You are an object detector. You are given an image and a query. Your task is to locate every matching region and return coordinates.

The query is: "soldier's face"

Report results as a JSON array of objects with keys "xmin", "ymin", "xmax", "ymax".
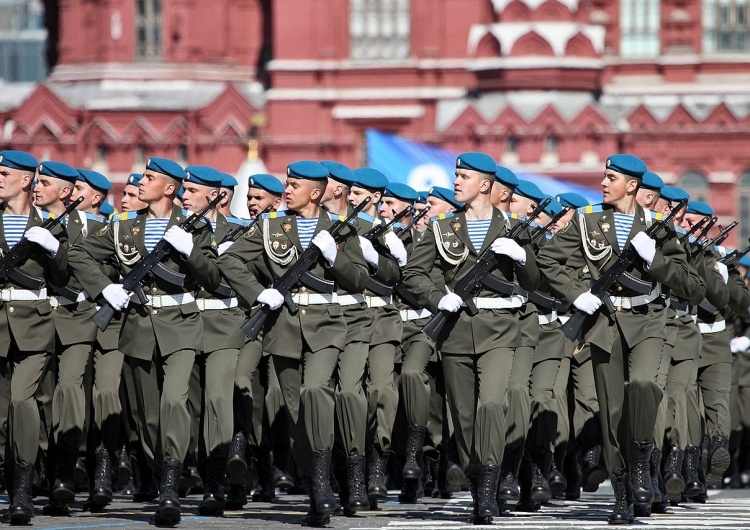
[
  {"xmin": 509, "ymin": 194, "xmax": 534, "ymax": 217},
  {"xmin": 247, "ymin": 188, "xmax": 281, "ymax": 219},
  {"xmin": 379, "ymin": 197, "xmax": 411, "ymax": 221},
  {"xmin": 322, "ymin": 180, "xmax": 345, "ymax": 203},
  {"xmin": 681, "ymin": 213, "xmax": 705, "ymax": 232},
  {"xmin": 33, "ymin": 176, "xmax": 70, "ymax": 208},
  {"xmin": 72, "ymin": 181, "xmax": 102, "ymax": 211},
  {"xmin": 490, "ymin": 183, "xmax": 511, "ymax": 206},
  {"xmin": 426, "ymin": 197, "xmax": 452, "ymax": 216},
  {"xmin": 284, "ymin": 178, "xmax": 319, "ymax": 210},
  {"xmin": 453, "ymin": 169, "xmax": 488, "ymax": 204},
  {"xmin": 138, "ymin": 170, "xmax": 175, "ymax": 203},
  {"xmin": 348, "ymin": 186, "xmax": 380, "ymax": 209},
  {"xmin": 414, "ymin": 203, "xmax": 430, "ymax": 232},
  {"xmin": 181, "ymin": 183, "xmax": 216, "ymax": 213},
  {"xmin": 558, "ymin": 207, "xmax": 575, "ymax": 228},
  {"xmin": 0, "ymin": 166, "xmax": 32, "ymax": 200},
  {"xmin": 121, "ymin": 185, "xmax": 147, "ymax": 212},
  {"xmin": 601, "ymin": 170, "xmax": 636, "ymax": 205}
]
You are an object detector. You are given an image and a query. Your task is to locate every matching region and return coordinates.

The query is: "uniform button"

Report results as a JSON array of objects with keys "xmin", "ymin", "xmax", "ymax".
[
  {"xmin": 301, "ymin": 287, "xmax": 307, "ymax": 292},
  {"xmin": 152, "ymin": 287, "xmax": 157, "ymax": 293},
  {"xmin": 617, "ymin": 285, "xmax": 623, "ymax": 292},
  {"xmin": 200, "ymin": 286, "xmax": 205, "ymax": 292},
  {"xmin": 301, "ymin": 309, "xmax": 307, "ymax": 316},
  {"xmin": 152, "ymin": 309, "xmax": 158, "ymax": 315},
  {"xmin": 8, "ymin": 307, "xmax": 13, "ymax": 313}
]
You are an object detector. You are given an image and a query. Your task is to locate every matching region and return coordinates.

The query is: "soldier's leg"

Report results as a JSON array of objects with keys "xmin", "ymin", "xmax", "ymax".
[
  {"xmin": 9, "ymin": 351, "xmax": 49, "ymax": 465},
  {"xmin": 475, "ymin": 348, "xmax": 514, "ymax": 467},
  {"xmin": 233, "ymin": 340, "xmax": 263, "ymax": 449},
  {"xmin": 367, "ymin": 343, "xmax": 399, "ymax": 454},
  {"xmin": 203, "ymin": 349, "xmax": 239, "ymax": 456},
  {"xmin": 590, "ymin": 339, "xmax": 628, "ymax": 475},
  {"xmin": 126, "ymin": 356, "xmax": 160, "ymax": 473},
  {"xmin": 266, "ymin": 356, "xmax": 293, "ymax": 489},
  {"xmin": 335, "ymin": 341, "xmax": 369, "ymax": 457},
  {"xmin": 158, "ymin": 349, "xmax": 197, "ymax": 463},
  {"xmin": 698, "ymin": 358, "xmax": 732, "ymax": 485}
]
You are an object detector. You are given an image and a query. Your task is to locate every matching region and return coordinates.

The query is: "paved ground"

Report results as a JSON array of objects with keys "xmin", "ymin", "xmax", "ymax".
[{"xmin": 12, "ymin": 482, "xmax": 750, "ymax": 529}]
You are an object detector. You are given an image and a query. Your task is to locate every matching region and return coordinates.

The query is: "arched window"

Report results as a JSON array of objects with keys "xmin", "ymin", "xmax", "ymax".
[
  {"xmin": 680, "ymin": 170, "xmax": 709, "ymax": 203},
  {"xmin": 738, "ymin": 171, "xmax": 750, "ymax": 244},
  {"xmin": 350, "ymin": 0, "xmax": 410, "ymax": 60},
  {"xmin": 135, "ymin": 0, "xmax": 162, "ymax": 60}
]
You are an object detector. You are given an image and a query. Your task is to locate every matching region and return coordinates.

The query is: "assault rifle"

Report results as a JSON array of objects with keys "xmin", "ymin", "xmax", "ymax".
[
  {"xmin": 395, "ymin": 205, "xmax": 431, "ymax": 239},
  {"xmin": 240, "ymin": 197, "xmax": 371, "ymax": 341},
  {"xmin": 530, "ymin": 207, "xmax": 571, "ymax": 245},
  {"xmin": 560, "ymin": 198, "xmax": 688, "ymax": 343},
  {"xmin": 219, "ymin": 207, "xmax": 270, "ymax": 245},
  {"xmin": 689, "ymin": 216, "xmax": 718, "ymax": 251},
  {"xmin": 362, "ymin": 206, "xmax": 412, "ymax": 241},
  {"xmin": 679, "ymin": 216, "xmax": 708, "ymax": 245},
  {"xmin": 91, "ymin": 192, "xmax": 226, "ymax": 331},
  {"xmin": 720, "ymin": 238, "xmax": 750, "ymax": 268},
  {"xmin": 702, "ymin": 220, "xmax": 738, "ymax": 253},
  {"xmin": 421, "ymin": 198, "xmax": 551, "ymax": 342}
]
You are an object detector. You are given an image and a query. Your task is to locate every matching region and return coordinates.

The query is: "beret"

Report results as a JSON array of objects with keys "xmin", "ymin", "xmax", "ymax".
[
  {"xmin": 514, "ymin": 179, "xmax": 546, "ymax": 203},
  {"xmin": 456, "ymin": 152, "xmax": 496, "ymax": 175},
  {"xmin": 641, "ymin": 171, "xmax": 664, "ymax": 191},
  {"xmin": 221, "ymin": 172, "xmax": 238, "ymax": 189},
  {"xmin": 542, "ymin": 196, "xmax": 563, "ymax": 217},
  {"xmin": 495, "ymin": 165, "xmax": 519, "ymax": 189},
  {"xmin": 739, "ymin": 254, "xmax": 750, "ymax": 268},
  {"xmin": 76, "ymin": 169, "xmax": 112, "ymax": 191},
  {"xmin": 38, "ymin": 161, "xmax": 79, "ymax": 184},
  {"xmin": 429, "ymin": 186, "xmax": 464, "ymax": 210},
  {"xmin": 352, "ymin": 168, "xmax": 389, "ymax": 191},
  {"xmin": 287, "ymin": 160, "xmax": 329, "ymax": 180},
  {"xmin": 0, "ymin": 150, "xmax": 38, "ymax": 171},
  {"xmin": 146, "ymin": 157, "xmax": 186, "ymax": 181},
  {"xmin": 249, "ymin": 174, "xmax": 285, "ymax": 196},
  {"xmin": 686, "ymin": 200, "xmax": 714, "ymax": 216},
  {"xmin": 176, "ymin": 187, "xmax": 184, "ymax": 202},
  {"xmin": 606, "ymin": 154, "xmax": 647, "ymax": 178},
  {"xmin": 384, "ymin": 182, "xmax": 418, "ymax": 203},
  {"xmin": 320, "ymin": 160, "xmax": 355, "ymax": 186},
  {"xmin": 126, "ymin": 173, "xmax": 143, "ymax": 187},
  {"xmin": 660, "ymin": 185, "xmax": 690, "ymax": 202},
  {"xmin": 416, "ymin": 191, "xmax": 429, "ymax": 204},
  {"xmin": 99, "ymin": 201, "xmax": 114, "ymax": 217},
  {"xmin": 556, "ymin": 192, "xmax": 589, "ymax": 208},
  {"xmin": 184, "ymin": 165, "xmax": 224, "ymax": 187}
]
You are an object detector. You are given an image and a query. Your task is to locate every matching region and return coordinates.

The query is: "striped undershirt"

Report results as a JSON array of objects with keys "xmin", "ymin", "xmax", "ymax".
[
  {"xmin": 297, "ymin": 218, "xmax": 318, "ymax": 250},
  {"xmin": 466, "ymin": 219, "xmax": 492, "ymax": 252},
  {"xmin": 4, "ymin": 215, "xmax": 27, "ymax": 247},
  {"xmin": 144, "ymin": 218, "xmax": 170, "ymax": 253},
  {"xmin": 613, "ymin": 213, "xmax": 634, "ymax": 251}
]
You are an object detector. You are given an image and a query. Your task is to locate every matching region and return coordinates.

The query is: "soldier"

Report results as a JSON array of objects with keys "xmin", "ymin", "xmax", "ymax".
[
  {"xmin": 0, "ymin": 151, "xmax": 70, "ymax": 525},
  {"xmin": 217, "ymin": 161, "xmax": 368, "ymax": 526},
  {"xmin": 537, "ymin": 154, "xmax": 693, "ymax": 524},
  {"xmin": 68, "ymin": 157, "xmax": 219, "ymax": 525},
  {"xmin": 121, "ymin": 173, "xmax": 148, "ymax": 212},
  {"xmin": 403, "ymin": 152, "xmax": 540, "ymax": 524}
]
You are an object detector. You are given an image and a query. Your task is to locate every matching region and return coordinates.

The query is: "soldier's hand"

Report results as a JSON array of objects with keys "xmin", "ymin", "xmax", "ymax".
[
  {"xmin": 573, "ymin": 290, "xmax": 602, "ymax": 315},
  {"xmin": 384, "ymin": 231, "xmax": 408, "ymax": 267},
  {"xmin": 716, "ymin": 262, "xmax": 729, "ymax": 284},
  {"xmin": 24, "ymin": 226, "xmax": 59, "ymax": 255},
  {"xmin": 102, "ymin": 284, "xmax": 130, "ymax": 311},
  {"xmin": 311, "ymin": 230, "xmax": 337, "ymax": 266},
  {"xmin": 438, "ymin": 292, "xmax": 462, "ymax": 313},
  {"xmin": 631, "ymin": 232, "xmax": 656, "ymax": 267},
  {"xmin": 217, "ymin": 241, "xmax": 233, "ymax": 256},
  {"xmin": 359, "ymin": 236, "xmax": 380, "ymax": 268},
  {"xmin": 163, "ymin": 226, "xmax": 194, "ymax": 257},
  {"xmin": 257, "ymin": 288, "xmax": 284, "ymax": 310},
  {"xmin": 731, "ymin": 336, "xmax": 750, "ymax": 353},
  {"xmin": 491, "ymin": 237, "xmax": 526, "ymax": 265}
]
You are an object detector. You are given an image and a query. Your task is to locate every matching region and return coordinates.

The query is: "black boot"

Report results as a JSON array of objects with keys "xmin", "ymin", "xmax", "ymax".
[
  {"xmin": 91, "ymin": 448, "xmax": 114, "ymax": 508},
  {"xmin": 367, "ymin": 446, "xmax": 389, "ymax": 507},
  {"xmin": 608, "ymin": 471, "xmax": 633, "ymax": 525},
  {"xmin": 402, "ymin": 425, "xmax": 425, "ymax": 479},
  {"xmin": 706, "ymin": 435, "xmax": 730, "ymax": 487},
  {"xmin": 683, "ymin": 445, "xmax": 704, "ymax": 497},
  {"xmin": 116, "ymin": 445, "xmax": 133, "ymax": 491},
  {"xmin": 398, "ymin": 478, "xmax": 422, "ymax": 503},
  {"xmin": 476, "ymin": 464, "xmax": 500, "ymax": 518},
  {"xmin": 435, "ymin": 449, "xmax": 452, "ymax": 499},
  {"xmin": 631, "ymin": 440, "xmax": 654, "ymax": 506},
  {"xmin": 52, "ymin": 443, "xmax": 78, "ymax": 504},
  {"xmin": 564, "ymin": 448, "xmax": 582, "ymax": 500},
  {"xmin": 548, "ymin": 446, "xmax": 568, "ymax": 498},
  {"xmin": 150, "ymin": 458, "xmax": 182, "ymax": 526},
  {"xmin": 197, "ymin": 449, "xmax": 227, "ymax": 516},
  {"xmin": 497, "ymin": 443, "xmax": 522, "ymax": 502},
  {"xmin": 133, "ymin": 451, "xmax": 158, "ymax": 503},
  {"xmin": 311, "ymin": 449, "xmax": 337, "ymax": 515},
  {"xmin": 530, "ymin": 452, "xmax": 552, "ymax": 502},
  {"xmin": 6, "ymin": 462, "xmax": 35, "ymax": 525},
  {"xmin": 581, "ymin": 444, "xmax": 607, "ymax": 492},
  {"xmin": 516, "ymin": 458, "xmax": 540, "ymax": 512},
  {"xmin": 251, "ymin": 451, "xmax": 276, "ymax": 502},
  {"xmin": 423, "ymin": 454, "xmax": 437, "ymax": 497},
  {"xmin": 226, "ymin": 431, "xmax": 248, "ymax": 484},
  {"xmin": 301, "ymin": 479, "xmax": 331, "ymax": 527},
  {"xmin": 467, "ymin": 469, "xmax": 491, "ymax": 524},
  {"xmin": 347, "ymin": 455, "xmax": 368, "ymax": 510},
  {"xmin": 649, "ymin": 446, "xmax": 667, "ymax": 514},
  {"xmin": 225, "ymin": 484, "xmax": 247, "ymax": 510},
  {"xmin": 663, "ymin": 445, "xmax": 685, "ymax": 501}
]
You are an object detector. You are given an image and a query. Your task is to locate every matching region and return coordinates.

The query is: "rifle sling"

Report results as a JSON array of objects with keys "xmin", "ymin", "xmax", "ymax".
[
  {"xmin": 367, "ymin": 277, "xmax": 393, "ymax": 297},
  {"xmin": 6, "ymin": 267, "xmax": 43, "ymax": 290}
]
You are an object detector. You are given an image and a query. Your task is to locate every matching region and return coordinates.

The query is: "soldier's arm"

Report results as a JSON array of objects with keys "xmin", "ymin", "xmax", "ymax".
[
  {"xmin": 45, "ymin": 222, "xmax": 70, "ymax": 288},
  {"xmin": 371, "ymin": 239, "xmax": 401, "ymax": 286},
  {"xmin": 513, "ymin": 225, "xmax": 541, "ymax": 292},
  {"xmin": 181, "ymin": 223, "xmax": 221, "ymax": 291},
  {"xmin": 697, "ymin": 253, "xmax": 731, "ymax": 309},
  {"xmin": 68, "ymin": 224, "xmax": 119, "ymax": 299},
  {"xmin": 727, "ymin": 267, "xmax": 750, "ymax": 314},
  {"xmin": 537, "ymin": 217, "xmax": 589, "ymax": 305},
  {"xmin": 216, "ymin": 229, "xmax": 267, "ymax": 306},
  {"xmin": 402, "ymin": 225, "xmax": 444, "ymax": 314},
  {"xmin": 329, "ymin": 231, "xmax": 369, "ymax": 293},
  {"xmin": 642, "ymin": 230, "xmax": 691, "ymax": 296},
  {"xmin": 670, "ymin": 260, "xmax": 706, "ymax": 306}
]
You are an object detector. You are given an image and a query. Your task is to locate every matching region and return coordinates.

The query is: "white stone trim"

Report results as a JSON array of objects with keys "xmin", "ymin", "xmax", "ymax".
[
  {"xmin": 331, "ymin": 105, "xmax": 424, "ymax": 120},
  {"xmin": 468, "ymin": 22, "xmax": 605, "ymax": 57},
  {"xmin": 265, "ymin": 87, "xmax": 466, "ymax": 101}
]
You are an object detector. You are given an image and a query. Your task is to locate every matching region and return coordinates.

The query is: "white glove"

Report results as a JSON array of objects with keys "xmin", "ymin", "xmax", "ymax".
[
  {"xmin": 163, "ymin": 226, "xmax": 194, "ymax": 257},
  {"xmin": 102, "ymin": 283, "xmax": 130, "ymax": 311},
  {"xmin": 438, "ymin": 292, "xmax": 462, "ymax": 313},
  {"xmin": 490, "ymin": 237, "xmax": 526, "ymax": 265},
  {"xmin": 731, "ymin": 336, "xmax": 750, "ymax": 353},
  {"xmin": 359, "ymin": 236, "xmax": 380, "ymax": 269},
  {"xmin": 573, "ymin": 290, "xmax": 603, "ymax": 315},
  {"xmin": 384, "ymin": 231, "xmax": 408, "ymax": 267},
  {"xmin": 311, "ymin": 230, "xmax": 337, "ymax": 266},
  {"xmin": 716, "ymin": 262, "xmax": 729, "ymax": 284},
  {"xmin": 24, "ymin": 226, "xmax": 59, "ymax": 255},
  {"xmin": 217, "ymin": 241, "xmax": 233, "ymax": 256},
  {"xmin": 256, "ymin": 288, "xmax": 284, "ymax": 310},
  {"xmin": 631, "ymin": 232, "xmax": 656, "ymax": 267}
]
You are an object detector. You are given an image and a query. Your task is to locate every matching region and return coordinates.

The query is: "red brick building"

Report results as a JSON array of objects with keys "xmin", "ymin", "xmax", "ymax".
[{"xmin": 3, "ymin": 0, "xmax": 750, "ymax": 243}]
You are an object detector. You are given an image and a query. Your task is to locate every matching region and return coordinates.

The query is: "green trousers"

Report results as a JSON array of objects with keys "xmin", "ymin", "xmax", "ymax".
[{"xmin": 9, "ymin": 350, "xmax": 50, "ymax": 463}]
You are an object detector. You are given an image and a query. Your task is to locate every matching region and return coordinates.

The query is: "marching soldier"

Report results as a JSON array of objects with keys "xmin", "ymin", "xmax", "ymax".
[{"xmin": 121, "ymin": 173, "xmax": 147, "ymax": 212}]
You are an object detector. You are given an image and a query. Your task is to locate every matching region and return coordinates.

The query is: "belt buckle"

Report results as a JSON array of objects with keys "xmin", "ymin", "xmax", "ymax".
[
  {"xmin": 621, "ymin": 297, "xmax": 632, "ymax": 310},
  {"xmin": 152, "ymin": 296, "xmax": 162, "ymax": 309},
  {"xmin": 195, "ymin": 299, "xmax": 205, "ymax": 312},
  {"xmin": 298, "ymin": 293, "xmax": 309, "ymax": 306}
]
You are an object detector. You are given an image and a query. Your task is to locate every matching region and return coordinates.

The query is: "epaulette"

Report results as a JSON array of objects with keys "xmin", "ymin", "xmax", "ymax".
[
  {"xmin": 356, "ymin": 211, "xmax": 376, "ymax": 224},
  {"xmin": 429, "ymin": 212, "xmax": 456, "ymax": 222},
  {"xmin": 85, "ymin": 212, "xmax": 106, "ymax": 223},
  {"xmin": 225, "ymin": 216, "xmax": 249, "ymax": 226},
  {"xmin": 262, "ymin": 210, "xmax": 290, "ymax": 220},
  {"xmin": 577, "ymin": 204, "xmax": 605, "ymax": 215}
]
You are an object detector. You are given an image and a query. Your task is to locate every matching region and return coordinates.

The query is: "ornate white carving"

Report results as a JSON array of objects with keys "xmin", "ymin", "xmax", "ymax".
[{"xmin": 468, "ymin": 22, "xmax": 605, "ymax": 57}]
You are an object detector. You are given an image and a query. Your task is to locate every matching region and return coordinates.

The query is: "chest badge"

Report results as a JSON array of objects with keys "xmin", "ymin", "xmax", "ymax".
[
  {"xmin": 283, "ymin": 224, "xmax": 292, "ymax": 233},
  {"xmin": 601, "ymin": 223, "xmax": 610, "ymax": 233}
]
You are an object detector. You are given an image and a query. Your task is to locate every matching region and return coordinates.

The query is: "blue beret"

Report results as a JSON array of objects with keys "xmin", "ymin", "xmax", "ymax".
[
  {"xmin": 221, "ymin": 173, "xmax": 237, "ymax": 189},
  {"xmin": 249, "ymin": 174, "xmax": 284, "ymax": 196},
  {"xmin": 126, "ymin": 173, "xmax": 143, "ymax": 188},
  {"xmin": 429, "ymin": 186, "xmax": 463, "ymax": 209},
  {"xmin": 416, "ymin": 191, "xmax": 429, "ymax": 204},
  {"xmin": 99, "ymin": 201, "xmax": 114, "ymax": 217},
  {"xmin": 384, "ymin": 182, "xmax": 418, "ymax": 203},
  {"xmin": 287, "ymin": 161, "xmax": 329, "ymax": 180},
  {"xmin": 495, "ymin": 165, "xmax": 519, "ymax": 189},
  {"xmin": 556, "ymin": 192, "xmax": 589, "ymax": 208},
  {"xmin": 320, "ymin": 160, "xmax": 355, "ymax": 186},
  {"xmin": 660, "ymin": 185, "xmax": 690, "ymax": 202},
  {"xmin": 176, "ymin": 187, "xmax": 184, "ymax": 202},
  {"xmin": 542, "ymin": 196, "xmax": 563, "ymax": 217},
  {"xmin": 686, "ymin": 200, "xmax": 714, "ymax": 216},
  {"xmin": 514, "ymin": 180, "xmax": 546, "ymax": 203},
  {"xmin": 352, "ymin": 168, "xmax": 389, "ymax": 191},
  {"xmin": 38, "ymin": 161, "xmax": 79, "ymax": 184},
  {"xmin": 146, "ymin": 157, "xmax": 186, "ymax": 181},
  {"xmin": 76, "ymin": 169, "xmax": 112, "ymax": 192},
  {"xmin": 606, "ymin": 154, "xmax": 647, "ymax": 178},
  {"xmin": 0, "ymin": 150, "xmax": 38, "ymax": 172},
  {"xmin": 456, "ymin": 152, "xmax": 496, "ymax": 175},
  {"xmin": 641, "ymin": 171, "xmax": 664, "ymax": 191},
  {"xmin": 739, "ymin": 254, "xmax": 750, "ymax": 268},
  {"xmin": 184, "ymin": 165, "xmax": 223, "ymax": 188}
]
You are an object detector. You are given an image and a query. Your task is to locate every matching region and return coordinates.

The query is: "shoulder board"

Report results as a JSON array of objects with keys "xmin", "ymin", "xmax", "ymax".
[
  {"xmin": 225, "ymin": 216, "xmax": 249, "ymax": 226},
  {"xmin": 85, "ymin": 212, "xmax": 106, "ymax": 223},
  {"xmin": 356, "ymin": 211, "xmax": 376, "ymax": 224},
  {"xmin": 429, "ymin": 212, "xmax": 456, "ymax": 222},
  {"xmin": 262, "ymin": 210, "xmax": 290, "ymax": 220},
  {"xmin": 509, "ymin": 213, "xmax": 528, "ymax": 222},
  {"xmin": 577, "ymin": 204, "xmax": 605, "ymax": 215}
]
